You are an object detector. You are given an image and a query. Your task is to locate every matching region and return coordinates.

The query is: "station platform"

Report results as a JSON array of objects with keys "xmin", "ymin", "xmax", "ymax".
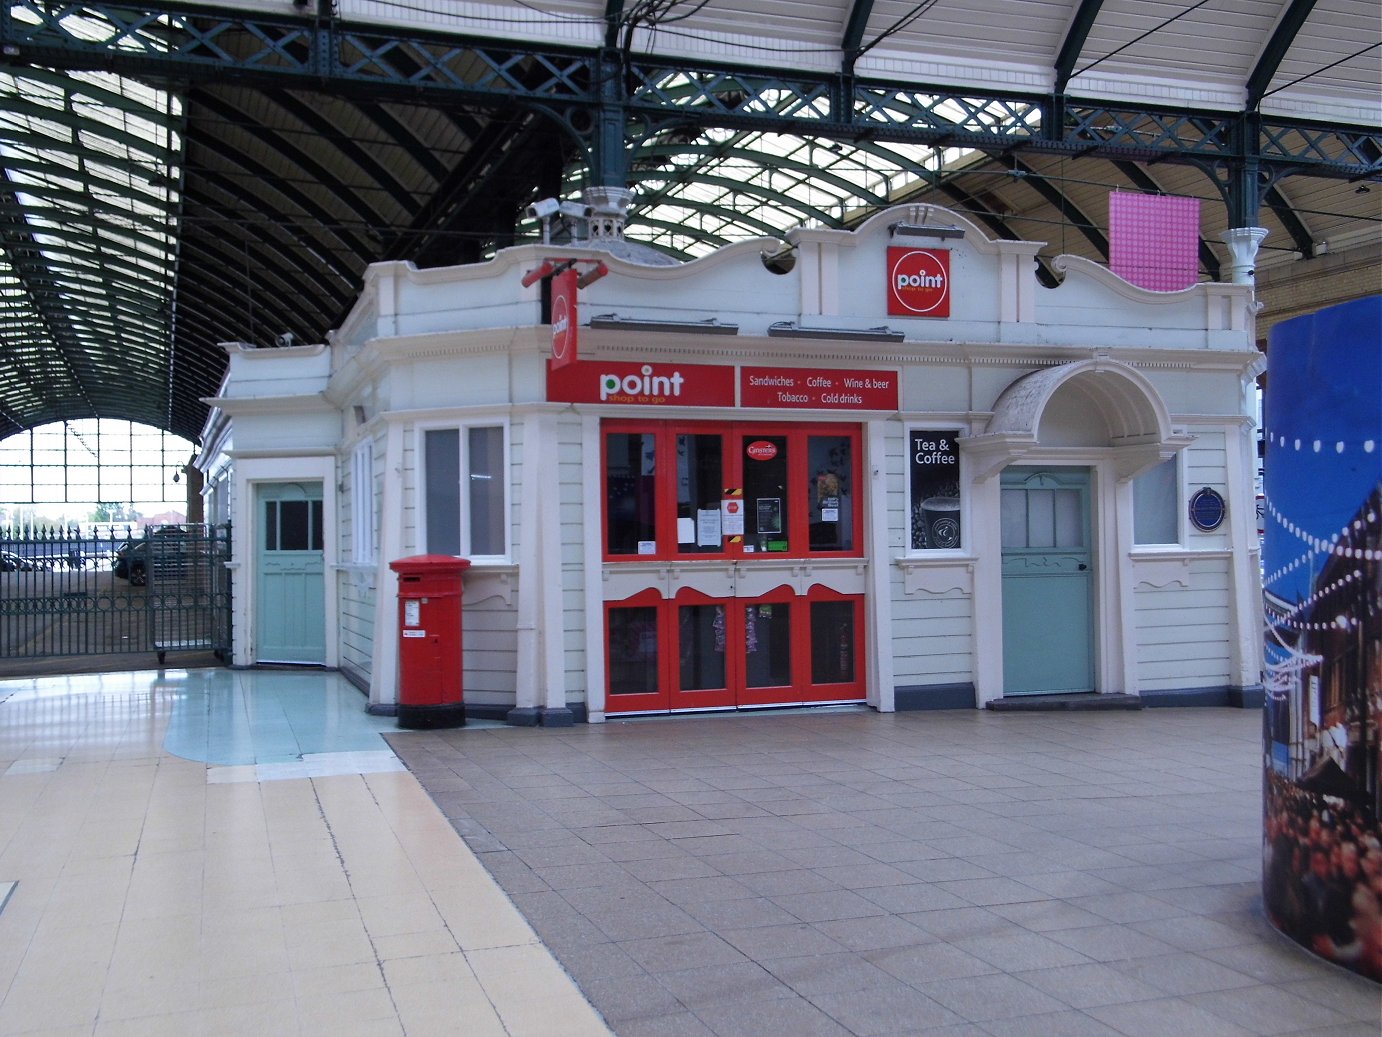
[{"xmin": 0, "ymin": 667, "xmax": 1375, "ymax": 1036}]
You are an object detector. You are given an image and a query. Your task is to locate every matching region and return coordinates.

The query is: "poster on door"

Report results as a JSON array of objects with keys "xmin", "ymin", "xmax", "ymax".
[{"xmin": 910, "ymin": 430, "xmax": 961, "ymax": 550}]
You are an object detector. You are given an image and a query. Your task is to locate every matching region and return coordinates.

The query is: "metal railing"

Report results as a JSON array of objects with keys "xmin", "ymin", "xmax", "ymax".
[{"xmin": 0, "ymin": 524, "xmax": 231, "ymax": 662}]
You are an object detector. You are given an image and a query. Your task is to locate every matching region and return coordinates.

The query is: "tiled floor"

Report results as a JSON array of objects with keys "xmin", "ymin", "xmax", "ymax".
[
  {"xmin": 387, "ymin": 706, "xmax": 1382, "ymax": 1037},
  {"xmin": 1, "ymin": 669, "xmax": 1377, "ymax": 1037},
  {"xmin": 0, "ymin": 668, "xmax": 610, "ymax": 1037}
]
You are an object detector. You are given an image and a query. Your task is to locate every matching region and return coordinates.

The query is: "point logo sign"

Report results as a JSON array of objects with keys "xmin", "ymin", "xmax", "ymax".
[
  {"xmin": 550, "ymin": 268, "xmax": 578, "ymax": 369},
  {"xmin": 887, "ymin": 246, "xmax": 951, "ymax": 318},
  {"xmin": 599, "ymin": 365, "xmax": 686, "ymax": 402}
]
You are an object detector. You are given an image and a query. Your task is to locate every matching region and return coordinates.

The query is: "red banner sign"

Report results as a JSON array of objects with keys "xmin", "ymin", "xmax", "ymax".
[
  {"xmin": 887, "ymin": 246, "xmax": 951, "ymax": 318},
  {"xmin": 740, "ymin": 367, "xmax": 899, "ymax": 411},
  {"xmin": 550, "ymin": 267, "xmax": 578, "ymax": 369},
  {"xmin": 547, "ymin": 359, "xmax": 736, "ymax": 407}
]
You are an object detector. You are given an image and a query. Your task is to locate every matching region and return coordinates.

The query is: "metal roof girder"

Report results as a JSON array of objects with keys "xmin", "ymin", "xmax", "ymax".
[{"xmin": 4, "ymin": 3, "xmax": 1378, "ymax": 179}]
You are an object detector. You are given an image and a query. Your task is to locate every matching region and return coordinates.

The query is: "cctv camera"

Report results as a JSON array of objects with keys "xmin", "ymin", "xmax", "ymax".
[
  {"xmin": 558, "ymin": 201, "xmax": 593, "ymax": 219},
  {"xmin": 526, "ymin": 198, "xmax": 560, "ymax": 220}
]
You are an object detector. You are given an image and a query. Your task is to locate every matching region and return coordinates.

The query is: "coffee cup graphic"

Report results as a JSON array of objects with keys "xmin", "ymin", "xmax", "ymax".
[{"xmin": 921, "ymin": 496, "xmax": 960, "ymax": 548}]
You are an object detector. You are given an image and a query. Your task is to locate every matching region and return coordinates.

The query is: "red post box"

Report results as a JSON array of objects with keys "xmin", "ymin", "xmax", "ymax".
[{"xmin": 389, "ymin": 554, "xmax": 471, "ymax": 729}]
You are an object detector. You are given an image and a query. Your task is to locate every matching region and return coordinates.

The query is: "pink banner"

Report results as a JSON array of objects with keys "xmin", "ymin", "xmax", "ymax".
[{"xmin": 1109, "ymin": 191, "xmax": 1200, "ymax": 291}]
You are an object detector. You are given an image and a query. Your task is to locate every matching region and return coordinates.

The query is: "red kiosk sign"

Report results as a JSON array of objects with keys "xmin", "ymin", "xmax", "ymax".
[
  {"xmin": 550, "ymin": 268, "xmax": 578, "ymax": 369},
  {"xmin": 740, "ymin": 367, "xmax": 898, "ymax": 411},
  {"xmin": 887, "ymin": 246, "xmax": 951, "ymax": 318},
  {"xmin": 547, "ymin": 359, "xmax": 736, "ymax": 407}
]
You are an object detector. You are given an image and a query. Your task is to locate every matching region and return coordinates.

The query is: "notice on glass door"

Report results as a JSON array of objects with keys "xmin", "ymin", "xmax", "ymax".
[
  {"xmin": 696, "ymin": 508, "xmax": 722, "ymax": 546},
  {"xmin": 756, "ymin": 497, "xmax": 782, "ymax": 534},
  {"xmin": 721, "ymin": 497, "xmax": 745, "ymax": 536}
]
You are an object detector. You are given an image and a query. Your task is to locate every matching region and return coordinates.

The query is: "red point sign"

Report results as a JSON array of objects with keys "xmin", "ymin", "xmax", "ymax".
[
  {"xmin": 887, "ymin": 246, "xmax": 950, "ymax": 318},
  {"xmin": 551, "ymin": 268, "xmax": 578, "ymax": 369}
]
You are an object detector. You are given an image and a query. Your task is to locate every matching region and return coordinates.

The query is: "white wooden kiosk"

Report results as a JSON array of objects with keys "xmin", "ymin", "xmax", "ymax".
[{"xmin": 197, "ymin": 204, "xmax": 1264, "ymax": 725}]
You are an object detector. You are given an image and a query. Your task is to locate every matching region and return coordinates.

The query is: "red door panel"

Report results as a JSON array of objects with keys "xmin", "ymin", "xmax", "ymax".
[{"xmin": 669, "ymin": 589, "xmax": 735, "ymax": 711}]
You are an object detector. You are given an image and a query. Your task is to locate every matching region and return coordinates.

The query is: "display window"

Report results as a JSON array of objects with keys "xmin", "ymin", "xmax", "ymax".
[
  {"xmin": 603, "ymin": 585, "xmax": 865, "ymax": 713},
  {"xmin": 602, "ymin": 421, "xmax": 862, "ymax": 561}
]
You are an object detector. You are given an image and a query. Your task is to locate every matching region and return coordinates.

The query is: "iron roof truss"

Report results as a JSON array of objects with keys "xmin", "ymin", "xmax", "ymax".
[
  {"xmin": 0, "ymin": 0, "xmax": 1377, "ymax": 444},
  {"xmin": 3, "ymin": 2, "xmax": 1375, "ymax": 184}
]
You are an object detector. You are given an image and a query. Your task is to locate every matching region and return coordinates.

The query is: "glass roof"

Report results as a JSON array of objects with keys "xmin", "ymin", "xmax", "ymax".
[
  {"xmin": 0, "ymin": 1, "xmax": 1374, "ymax": 449},
  {"xmin": 0, "ymin": 63, "xmax": 180, "ymax": 438}
]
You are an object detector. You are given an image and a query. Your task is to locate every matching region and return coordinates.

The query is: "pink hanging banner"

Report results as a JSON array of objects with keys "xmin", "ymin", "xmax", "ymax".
[{"xmin": 1108, "ymin": 191, "xmax": 1200, "ymax": 291}]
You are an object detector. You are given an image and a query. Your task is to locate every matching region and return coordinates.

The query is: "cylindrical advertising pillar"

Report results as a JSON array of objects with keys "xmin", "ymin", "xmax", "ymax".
[{"xmin": 1262, "ymin": 296, "xmax": 1381, "ymax": 980}]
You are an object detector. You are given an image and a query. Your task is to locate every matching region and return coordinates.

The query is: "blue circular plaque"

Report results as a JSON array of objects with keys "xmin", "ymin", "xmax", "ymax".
[{"xmin": 1188, "ymin": 487, "xmax": 1227, "ymax": 532}]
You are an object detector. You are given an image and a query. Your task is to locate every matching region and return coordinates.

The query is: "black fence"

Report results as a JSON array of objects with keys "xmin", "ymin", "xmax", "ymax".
[{"xmin": 0, "ymin": 524, "xmax": 231, "ymax": 662}]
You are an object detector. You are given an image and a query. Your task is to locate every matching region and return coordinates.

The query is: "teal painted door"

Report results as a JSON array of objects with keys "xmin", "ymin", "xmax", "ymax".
[
  {"xmin": 1000, "ymin": 467, "xmax": 1093, "ymax": 695},
  {"xmin": 256, "ymin": 482, "xmax": 326, "ymax": 664}
]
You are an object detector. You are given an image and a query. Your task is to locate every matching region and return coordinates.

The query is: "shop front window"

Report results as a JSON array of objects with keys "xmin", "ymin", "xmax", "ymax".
[
  {"xmin": 743, "ymin": 435, "xmax": 789, "ymax": 553},
  {"xmin": 810, "ymin": 599, "xmax": 856, "ymax": 685},
  {"xmin": 605, "ymin": 431, "xmax": 658, "ymax": 556},
  {"xmin": 602, "ymin": 421, "xmax": 862, "ymax": 562},
  {"xmin": 676, "ymin": 433, "xmax": 723, "ymax": 555},
  {"xmin": 608, "ymin": 606, "xmax": 659, "ymax": 696},
  {"xmin": 743, "ymin": 601, "xmax": 792, "ymax": 689},
  {"xmin": 607, "ymin": 587, "xmax": 865, "ymax": 713},
  {"xmin": 807, "ymin": 435, "xmax": 854, "ymax": 552},
  {"xmin": 678, "ymin": 603, "xmax": 726, "ymax": 691}
]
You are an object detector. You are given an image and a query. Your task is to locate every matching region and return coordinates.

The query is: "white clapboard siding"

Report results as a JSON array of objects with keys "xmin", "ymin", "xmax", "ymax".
[
  {"xmin": 890, "ymin": 586, "xmax": 975, "ymax": 685},
  {"xmin": 463, "ymin": 599, "xmax": 519, "ymax": 696},
  {"xmin": 1133, "ymin": 557, "xmax": 1233, "ymax": 689},
  {"xmin": 338, "ymin": 428, "xmax": 384, "ymax": 680},
  {"xmin": 555, "ymin": 415, "xmax": 588, "ymax": 695}
]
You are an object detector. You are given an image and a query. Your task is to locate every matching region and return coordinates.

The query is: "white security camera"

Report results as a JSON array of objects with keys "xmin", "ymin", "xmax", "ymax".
[
  {"xmin": 526, "ymin": 198, "xmax": 560, "ymax": 220},
  {"xmin": 558, "ymin": 201, "xmax": 593, "ymax": 219}
]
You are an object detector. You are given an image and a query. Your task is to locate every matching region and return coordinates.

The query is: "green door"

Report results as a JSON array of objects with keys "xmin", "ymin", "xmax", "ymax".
[
  {"xmin": 1000, "ymin": 467, "xmax": 1093, "ymax": 695},
  {"xmin": 256, "ymin": 482, "xmax": 326, "ymax": 664}
]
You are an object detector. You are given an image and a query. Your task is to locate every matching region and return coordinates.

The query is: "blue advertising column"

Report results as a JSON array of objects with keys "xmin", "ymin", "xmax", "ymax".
[{"xmin": 1262, "ymin": 296, "xmax": 1381, "ymax": 980}]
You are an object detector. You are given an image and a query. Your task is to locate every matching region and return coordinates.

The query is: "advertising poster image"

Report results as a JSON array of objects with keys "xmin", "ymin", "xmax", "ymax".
[
  {"xmin": 910, "ymin": 431, "xmax": 961, "ymax": 550},
  {"xmin": 1261, "ymin": 296, "xmax": 1382, "ymax": 981}
]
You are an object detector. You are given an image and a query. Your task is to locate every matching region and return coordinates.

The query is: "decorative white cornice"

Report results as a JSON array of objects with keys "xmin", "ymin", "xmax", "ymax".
[
  {"xmin": 218, "ymin": 340, "xmax": 327, "ymax": 358},
  {"xmin": 200, "ymin": 393, "xmax": 335, "ymax": 417},
  {"xmin": 788, "ymin": 203, "xmax": 1041, "ymax": 258}
]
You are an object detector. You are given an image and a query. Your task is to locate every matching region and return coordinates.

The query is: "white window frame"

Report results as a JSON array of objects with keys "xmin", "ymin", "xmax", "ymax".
[
  {"xmin": 351, "ymin": 439, "xmax": 376, "ymax": 565},
  {"xmin": 1132, "ymin": 454, "xmax": 1182, "ymax": 547},
  {"xmin": 417, "ymin": 420, "xmax": 510, "ymax": 563}
]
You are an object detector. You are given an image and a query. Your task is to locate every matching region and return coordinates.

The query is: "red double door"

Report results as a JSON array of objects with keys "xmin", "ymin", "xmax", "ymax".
[
  {"xmin": 605, "ymin": 585, "xmax": 865, "ymax": 714},
  {"xmin": 601, "ymin": 418, "xmax": 867, "ymax": 714}
]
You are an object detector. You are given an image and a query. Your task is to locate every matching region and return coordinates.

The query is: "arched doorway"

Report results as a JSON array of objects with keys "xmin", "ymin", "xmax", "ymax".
[{"xmin": 964, "ymin": 358, "xmax": 1193, "ymax": 702}]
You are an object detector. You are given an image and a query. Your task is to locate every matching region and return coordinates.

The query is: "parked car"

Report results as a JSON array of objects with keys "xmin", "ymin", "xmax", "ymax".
[
  {"xmin": 112, "ymin": 540, "xmax": 148, "ymax": 585},
  {"xmin": 112, "ymin": 527, "xmax": 192, "ymax": 586},
  {"xmin": 0, "ymin": 550, "xmax": 41, "ymax": 572}
]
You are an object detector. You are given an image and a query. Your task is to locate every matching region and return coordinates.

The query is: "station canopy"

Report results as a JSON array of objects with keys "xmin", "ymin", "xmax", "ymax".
[{"xmin": 0, "ymin": 0, "xmax": 1377, "ymax": 445}]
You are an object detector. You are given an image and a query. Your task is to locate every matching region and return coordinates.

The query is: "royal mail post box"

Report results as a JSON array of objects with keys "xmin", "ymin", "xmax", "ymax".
[{"xmin": 389, "ymin": 554, "xmax": 471, "ymax": 729}]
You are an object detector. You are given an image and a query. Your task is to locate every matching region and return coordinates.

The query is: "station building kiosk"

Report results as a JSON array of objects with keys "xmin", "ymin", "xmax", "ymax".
[{"xmin": 198, "ymin": 204, "xmax": 1265, "ymax": 724}]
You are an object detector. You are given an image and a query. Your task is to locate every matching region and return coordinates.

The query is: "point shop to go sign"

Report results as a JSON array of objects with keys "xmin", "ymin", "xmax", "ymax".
[
  {"xmin": 887, "ymin": 246, "xmax": 950, "ymax": 318},
  {"xmin": 547, "ymin": 360, "xmax": 898, "ymax": 411},
  {"xmin": 547, "ymin": 359, "xmax": 735, "ymax": 407}
]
